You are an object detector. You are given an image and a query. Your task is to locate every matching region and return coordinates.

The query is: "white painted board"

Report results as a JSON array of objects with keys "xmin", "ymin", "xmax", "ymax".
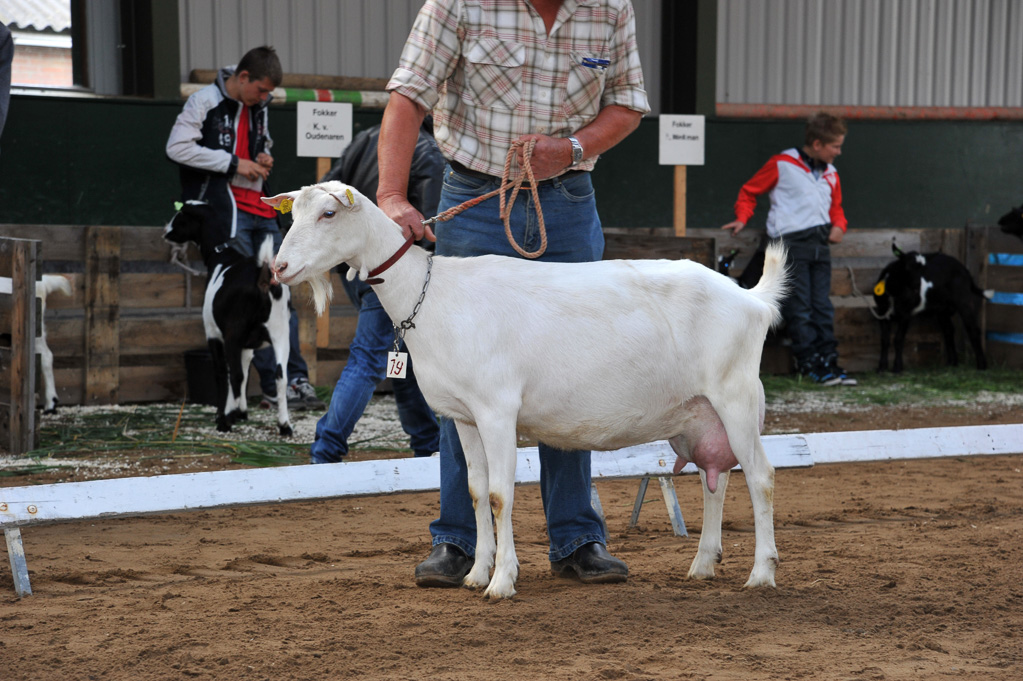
[
  {"xmin": 0, "ymin": 435, "xmax": 810, "ymax": 528},
  {"xmin": 296, "ymin": 101, "xmax": 353, "ymax": 158}
]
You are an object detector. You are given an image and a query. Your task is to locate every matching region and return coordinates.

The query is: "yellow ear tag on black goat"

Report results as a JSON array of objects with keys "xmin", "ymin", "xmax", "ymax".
[
  {"xmin": 278, "ymin": 197, "xmax": 293, "ymax": 214},
  {"xmin": 874, "ymin": 281, "xmax": 886, "ymax": 296}
]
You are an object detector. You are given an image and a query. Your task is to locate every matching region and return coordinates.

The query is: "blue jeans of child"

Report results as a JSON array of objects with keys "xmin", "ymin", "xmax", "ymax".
[
  {"xmin": 429, "ymin": 164, "xmax": 607, "ymax": 562},
  {"xmin": 310, "ymin": 275, "xmax": 439, "ymax": 463},
  {"xmin": 233, "ymin": 211, "xmax": 309, "ymax": 395},
  {"xmin": 774, "ymin": 225, "xmax": 837, "ymax": 367}
]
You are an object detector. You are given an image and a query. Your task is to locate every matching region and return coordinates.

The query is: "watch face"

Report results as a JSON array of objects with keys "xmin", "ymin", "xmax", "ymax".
[{"xmin": 571, "ymin": 138, "xmax": 583, "ymax": 163}]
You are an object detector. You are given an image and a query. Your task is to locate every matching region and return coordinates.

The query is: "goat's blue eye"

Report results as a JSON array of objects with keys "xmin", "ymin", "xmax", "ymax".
[{"xmin": 323, "ymin": 210, "xmax": 336, "ymax": 218}]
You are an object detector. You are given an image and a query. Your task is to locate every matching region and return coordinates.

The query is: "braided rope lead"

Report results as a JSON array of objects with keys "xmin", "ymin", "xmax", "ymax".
[{"xmin": 426, "ymin": 139, "xmax": 548, "ymax": 259}]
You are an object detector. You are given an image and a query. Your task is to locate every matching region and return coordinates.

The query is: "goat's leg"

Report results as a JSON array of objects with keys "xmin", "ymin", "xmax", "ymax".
[
  {"xmin": 456, "ymin": 421, "xmax": 495, "ymax": 591},
  {"xmin": 937, "ymin": 314, "xmax": 959, "ymax": 366},
  {"xmin": 716, "ymin": 400, "xmax": 778, "ymax": 588},
  {"xmin": 224, "ymin": 344, "xmax": 249, "ymax": 428},
  {"xmin": 474, "ymin": 419, "xmax": 520, "ymax": 600},
  {"xmin": 39, "ymin": 331, "xmax": 59, "ymax": 413},
  {"xmin": 877, "ymin": 319, "xmax": 891, "ymax": 372},
  {"xmin": 234, "ymin": 348, "xmax": 253, "ymax": 422},
  {"xmin": 267, "ymin": 331, "xmax": 292, "ymax": 438},
  {"xmin": 265, "ymin": 292, "xmax": 293, "ymax": 436},
  {"xmin": 892, "ymin": 319, "xmax": 911, "ymax": 373},
  {"xmin": 208, "ymin": 339, "xmax": 232, "ymax": 432},
  {"xmin": 668, "ymin": 434, "xmax": 728, "ymax": 579}
]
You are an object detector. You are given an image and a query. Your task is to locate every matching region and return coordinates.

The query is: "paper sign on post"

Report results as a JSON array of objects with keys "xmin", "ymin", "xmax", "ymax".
[
  {"xmin": 659, "ymin": 115, "xmax": 705, "ymax": 166},
  {"xmin": 296, "ymin": 101, "xmax": 353, "ymax": 158}
]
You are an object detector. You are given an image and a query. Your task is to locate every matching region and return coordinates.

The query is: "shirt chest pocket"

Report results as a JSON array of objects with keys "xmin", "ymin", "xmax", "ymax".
[{"xmin": 465, "ymin": 39, "xmax": 524, "ymax": 111}]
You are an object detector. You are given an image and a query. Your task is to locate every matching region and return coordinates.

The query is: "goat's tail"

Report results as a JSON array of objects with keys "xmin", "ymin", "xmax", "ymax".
[
  {"xmin": 39, "ymin": 274, "xmax": 73, "ymax": 300},
  {"xmin": 748, "ymin": 242, "xmax": 789, "ymax": 328}
]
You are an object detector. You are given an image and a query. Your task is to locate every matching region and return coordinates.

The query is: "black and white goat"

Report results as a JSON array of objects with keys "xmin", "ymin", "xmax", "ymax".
[
  {"xmin": 872, "ymin": 243, "xmax": 992, "ymax": 373},
  {"xmin": 164, "ymin": 200, "xmax": 292, "ymax": 435}
]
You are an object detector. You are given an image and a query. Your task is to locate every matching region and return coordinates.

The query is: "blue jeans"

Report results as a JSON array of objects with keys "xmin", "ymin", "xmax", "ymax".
[
  {"xmin": 774, "ymin": 226, "xmax": 838, "ymax": 367},
  {"xmin": 233, "ymin": 211, "xmax": 309, "ymax": 394},
  {"xmin": 310, "ymin": 275, "xmax": 440, "ymax": 463},
  {"xmin": 429, "ymin": 164, "xmax": 607, "ymax": 562}
]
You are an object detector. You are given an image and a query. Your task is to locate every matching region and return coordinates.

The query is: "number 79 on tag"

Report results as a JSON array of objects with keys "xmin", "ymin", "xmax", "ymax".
[{"xmin": 387, "ymin": 351, "xmax": 408, "ymax": 379}]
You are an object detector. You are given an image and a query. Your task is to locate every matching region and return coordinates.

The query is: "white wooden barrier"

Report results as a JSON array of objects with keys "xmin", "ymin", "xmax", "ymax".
[
  {"xmin": 3, "ymin": 424, "xmax": 1021, "ymax": 598},
  {"xmin": 1, "ymin": 435, "xmax": 812, "ymax": 597}
]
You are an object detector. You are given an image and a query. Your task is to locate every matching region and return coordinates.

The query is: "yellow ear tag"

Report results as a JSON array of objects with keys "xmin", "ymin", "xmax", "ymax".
[
  {"xmin": 278, "ymin": 197, "xmax": 293, "ymax": 214},
  {"xmin": 345, "ymin": 188, "xmax": 354, "ymax": 206},
  {"xmin": 874, "ymin": 281, "xmax": 886, "ymax": 296}
]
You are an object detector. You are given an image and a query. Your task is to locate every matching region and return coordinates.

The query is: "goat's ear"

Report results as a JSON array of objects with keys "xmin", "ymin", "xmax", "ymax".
[
  {"xmin": 329, "ymin": 188, "xmax": 357, "ymax": 209},
  {"xmin": 891, "ymin": 242, "xmax": 904, "ymax": 258},
  {"xmin": 262, "ymin": 191, "xmax": 301, "ymax": 213}
]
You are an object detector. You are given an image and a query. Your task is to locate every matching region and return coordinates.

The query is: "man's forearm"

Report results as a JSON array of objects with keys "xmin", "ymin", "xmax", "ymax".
[
  {"xmin": 377, "ymin": 92, "xmax": 428, "ymax": 204},
  {"xmin": 571, "ymin": 105, "xmax": 643, "ymax": 162}
]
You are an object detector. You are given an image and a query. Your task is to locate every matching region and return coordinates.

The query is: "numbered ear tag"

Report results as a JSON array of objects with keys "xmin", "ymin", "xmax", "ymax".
[{"xmin": 387, "ymin": 352, "xmax": 408, "ymax": 379}]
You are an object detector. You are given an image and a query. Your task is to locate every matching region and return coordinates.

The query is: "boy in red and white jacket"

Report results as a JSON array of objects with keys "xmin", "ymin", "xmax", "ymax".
[{"xmin": 722, "ymin": 112, "xmax": 855, "ymax": 385}]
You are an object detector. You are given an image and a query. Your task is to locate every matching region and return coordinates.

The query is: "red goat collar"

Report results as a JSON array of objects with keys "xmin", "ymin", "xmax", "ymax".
[{"xmin": 366, "ymin": 235, "xmax": 415, "ymax": 285}]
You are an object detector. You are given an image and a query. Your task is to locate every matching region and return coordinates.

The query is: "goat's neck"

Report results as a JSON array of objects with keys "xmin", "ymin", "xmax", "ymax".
[{"xmin": 355, "ymin": 228, "xmax": 432, "ymax": 323}]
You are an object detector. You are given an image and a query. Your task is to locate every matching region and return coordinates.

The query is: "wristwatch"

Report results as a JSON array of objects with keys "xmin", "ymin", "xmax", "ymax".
[{"xmin": 568, "ymin": 136, "xmax": 584, "ymax": 166}]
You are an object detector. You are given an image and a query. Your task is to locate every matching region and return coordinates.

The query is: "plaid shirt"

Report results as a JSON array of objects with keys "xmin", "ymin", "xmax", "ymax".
[{"xmin": 387, "ymin": 0, "xmax": 650, "ymax": 177}]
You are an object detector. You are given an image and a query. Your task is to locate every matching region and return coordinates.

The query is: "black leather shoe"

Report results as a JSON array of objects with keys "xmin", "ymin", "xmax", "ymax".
[
  {"xmin": 551, "ymin": 542, "xmax": 628, "ymax": 584},
  {"xmin": 414, "ymin": 543, "xmax": 474, "ymax": 588}
]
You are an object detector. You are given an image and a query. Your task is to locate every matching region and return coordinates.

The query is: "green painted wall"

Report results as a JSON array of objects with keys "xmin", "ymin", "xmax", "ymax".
[{"xmin": 1, "ymin": 95, "xmax": 1020, "ymax": 230}]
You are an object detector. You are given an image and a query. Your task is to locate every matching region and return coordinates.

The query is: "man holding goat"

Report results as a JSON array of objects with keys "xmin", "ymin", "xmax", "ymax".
[{"xmin": 376, "ymin": 0, "xmax": 650, "ymax": 587}]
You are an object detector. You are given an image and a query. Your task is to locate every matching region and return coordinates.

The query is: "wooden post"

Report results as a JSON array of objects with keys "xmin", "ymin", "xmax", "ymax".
[
  {"xmin": 10, "ymin": 240, "xmax": 38, "ymax": 455},
  {"xmin": 85, "ymin": 226, "xmax": 120, "ymax": 405},
  {"xmin": 673, "ymin": 165, "xmax": 687, "ymax": 236}
]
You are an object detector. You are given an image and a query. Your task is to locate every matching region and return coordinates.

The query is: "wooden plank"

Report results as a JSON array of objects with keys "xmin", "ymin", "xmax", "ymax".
[
  {"xmin": 119, "ymin": 273, "xmax": 206, "ymax": 309},
  {"xmin": 84, "ymin": 227, "xmax": 120, "ymax": 405},
  {"xmin": 987, "ymin": 265, "xmax": 1023, "ymax": 291},
  {"xmin": 673, "ymin": 166, "xmax": 686, "ymax": 236},
  {"xmin": 603, "ymin": 234, "xmax": 715, "ymax": 267},
  {"xmin": 985, "ymin": 306, "xmax": 1023, "ymax": 334},
  {"xmin": 986, "ymin": 340, "xmax": 1023, "ymax": 369},
  {"xmin": 0, "ymin": 225, "xmax": 86, "ymax": 261},
  {"xmin": 9, "ymin": 240, "xmax": 38, "ymax": 455},
  {"xmin": 118, "ymin": 316, "xmax": 205, "ymax": 355}
]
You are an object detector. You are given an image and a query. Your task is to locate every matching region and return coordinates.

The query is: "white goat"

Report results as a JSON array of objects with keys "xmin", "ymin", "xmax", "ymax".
[
  {"xmin": 38, "ymin": 274, "xmax": 72, "ymax": 413},
  {"xmin": 267, "ymin": 182, "xmax": 788, "ymax": 599}
]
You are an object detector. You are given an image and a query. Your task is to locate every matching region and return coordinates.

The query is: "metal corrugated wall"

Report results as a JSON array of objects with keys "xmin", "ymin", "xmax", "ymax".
[
  {"xmin": 717, "ymin": 0, "xmax": 1023, "ymax": 107},
  {"xmin": 178, "ymin": 0, "xmax": 423, "ymax": 80},
  {"xmin": 177, "ymin": 0, "xmax": 662, "ymax": 112}
]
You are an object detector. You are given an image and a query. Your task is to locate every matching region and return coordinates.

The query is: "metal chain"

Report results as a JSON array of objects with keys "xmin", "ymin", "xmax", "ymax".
[{"xmin": 392, "ymin": 254, "xmax": 433, "ymax": 352}]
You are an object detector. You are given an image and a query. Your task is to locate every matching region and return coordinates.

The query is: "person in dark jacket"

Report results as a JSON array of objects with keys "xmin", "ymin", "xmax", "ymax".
[
  {"xmin": 309, "ymin": 120, "xmax": 442, "ymax": 463},
  {"xmin": 166, "ymin": 45, "xmax": 324, "ymax": 411}
]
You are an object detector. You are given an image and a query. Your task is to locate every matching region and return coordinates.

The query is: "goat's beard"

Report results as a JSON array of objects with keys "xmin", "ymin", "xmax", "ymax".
[{"xmin": 305, "ymin": 272, "xmax": 334, "ymax": 316}]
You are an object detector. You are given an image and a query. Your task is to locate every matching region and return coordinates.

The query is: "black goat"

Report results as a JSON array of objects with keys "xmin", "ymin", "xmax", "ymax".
[
  {"xmin": 164, "ymin": 201, "xmax": 293, "ymax": 435},
  {"xmin": 997, "ymin": 204, "xmax": 1023, "ymax": 241},
  {"xmin": 871, "ymin": 243, "xmax": 991, "ymax": 373}
]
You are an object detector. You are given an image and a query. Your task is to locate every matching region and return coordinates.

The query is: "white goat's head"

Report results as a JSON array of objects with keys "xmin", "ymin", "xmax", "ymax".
[{"xmin": 263, "ymin": 181, "xmax": 383, "ymax": 314}]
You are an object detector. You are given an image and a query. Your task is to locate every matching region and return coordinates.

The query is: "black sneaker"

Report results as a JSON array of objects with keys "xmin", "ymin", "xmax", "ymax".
[
  {"xmin": 801, "ymin": 357, "xmax": 841, "ymax": 386},
  {"xmin": 826, "ymin": 360, "xmax": 857, "ymax": 386}
]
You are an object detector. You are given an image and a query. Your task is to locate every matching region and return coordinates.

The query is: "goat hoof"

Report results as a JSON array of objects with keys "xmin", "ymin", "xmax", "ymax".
[
  {"xmin": 216, "ymin": 420, "xmax": 232, "ymax": 433},
  {"xmin": 279, "ymin": 424, "xmax": 293, "ymax": 437},
  {"xmin": 228, "ymin": 409, "xmax": 248, "ymax": 424}
]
